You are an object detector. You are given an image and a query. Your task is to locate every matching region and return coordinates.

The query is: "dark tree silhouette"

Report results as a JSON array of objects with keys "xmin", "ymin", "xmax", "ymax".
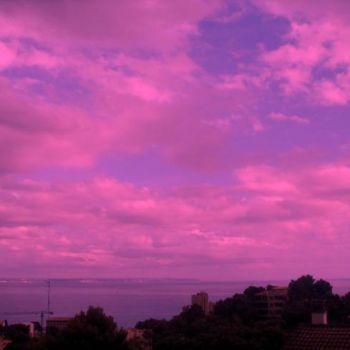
[
  {"xmin": 29, "ymin": 306, "xmax": 128, "ymax": 350},
  {"xmin": 5, "ymin": 275, "xmax": 350, "ymax": 350}
]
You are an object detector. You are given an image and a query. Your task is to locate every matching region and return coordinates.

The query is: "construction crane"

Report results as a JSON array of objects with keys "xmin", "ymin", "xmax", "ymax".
[
  {"xmin": 1, "ymin": 311, "xmax": 53, "ymax": 332},
  {"xmin": 0, "ymin": 280, "xmax": 53, "ymax": 331}
]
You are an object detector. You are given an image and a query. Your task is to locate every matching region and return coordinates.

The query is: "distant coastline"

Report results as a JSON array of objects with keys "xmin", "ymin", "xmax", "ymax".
[{"xmin": 1, "ymin": 278, "xmax": 350, "ymax": 328}]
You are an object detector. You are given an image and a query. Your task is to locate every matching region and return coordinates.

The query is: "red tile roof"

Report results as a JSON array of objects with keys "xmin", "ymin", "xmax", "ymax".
[{"xmin": 284, "ymin": 325, "xmax": 350, "ymax": 350}]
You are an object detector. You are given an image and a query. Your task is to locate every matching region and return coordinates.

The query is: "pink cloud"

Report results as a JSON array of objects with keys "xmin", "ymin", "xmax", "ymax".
[
  {"xmin": 73, "ymin": 52, "xmax": 251, "ymax": 170},
  {"xmin": 0, "ymin": 0, "xmax": 223, "ymax": 51},
  {"xmin": 251, "ymin": 119, "xmax": 265, "ymax": 132},
  {"xmin": 235, "ymin": 165, "xmax": 298, "ymax": 194},
  {"xmin": 1, "ymin": 0, "xmax": 349, "ymax": 281},
  {"xmin": 0, "ymin": 47, "xmax": 244, "ymax": 174},
  {"xmin": 256, "ymin": 2, "xmax": 350, "ymax": 104},
  {"xmin": 218, "ymin": 73, "xmax": 267, "ymax": 91},
  {"xmin": 269, "ymin": 112, "xmax": 310, "ymax": 124},
  {"xmin": 0, "ymin": 77, "xmax": 109, "ymax": 173},
  {"xmin": 1, "ymin": 158, "xmax": 350, "ymax": 279},
  {"xmin": 0, "ymin": 0, "xmax": 260, "ymax": 176},
  {"xmin": 254, "ymin": 0, "xmax": 350, "ymax": 23},
  {"xmin": 0, "ymin": 42, "xmax": 17, "ymax": 69},
  {"xmin": 314, "ymin": 73, "xmax": 350, "ymax": 105},
  {"xmin": 0, "ymin": 40, "xmax": 62, "ymax": 71}
]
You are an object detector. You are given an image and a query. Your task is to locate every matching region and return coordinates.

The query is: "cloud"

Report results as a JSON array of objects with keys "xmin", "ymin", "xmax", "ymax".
[
  {"xmin": 0, "ymin": 0, "xmax": 253, "ymax": 175},
  {"xmin": 1, "ymin": 0, "xmax": 350, "ymax": 280},
  {"xmin": 0, "ymin": 0, "xmax": 223, "ymax": 51},
  {"xmin": 269, "ymin": 112, "xmax": 309, "ymax": 124},
  {"xmin": 1, "ymin": 158, "xmax": 350, "ymax": 278},
  {"xmin": 0, "ymin": 48, "xmax": 244, "ymax": 174},
  {"xmin": 0, "ymin": 42, "xmax": 17, "ymax": 69},
  {"xmin": 0, "ymin": 77, "xmax": 108, "ymax": 174},
  {"xmin": 255, "ymin": 0, "xmax": 350, "ymax": 104},
  {"xmin": 253, "ymin": 0, "xmax": 350, "ymax": 22}
]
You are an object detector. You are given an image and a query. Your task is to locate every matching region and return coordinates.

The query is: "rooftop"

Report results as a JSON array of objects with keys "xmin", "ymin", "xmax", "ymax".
[
  {"xmin": 47, "ymin": 317, "xmax": 72, "ymax": 321},
  {"xmin": 0, "ymin": 337, "xmax": 11, "ymax": 350},
  {"xmin": 284, "ymin": 325, "xmax": 350, "ymax": 350}
]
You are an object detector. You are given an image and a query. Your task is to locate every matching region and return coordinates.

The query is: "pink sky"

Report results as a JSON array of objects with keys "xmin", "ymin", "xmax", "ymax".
[{"xmin": 1, "ymin": 0, "xmax": 350, "ymax": 280}]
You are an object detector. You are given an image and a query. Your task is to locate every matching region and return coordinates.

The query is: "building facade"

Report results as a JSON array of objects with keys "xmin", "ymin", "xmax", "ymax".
[
  {"xmin": 191, "ymin": 291, "xmax": 215, "ymax": 315},
  {"xmin": 46, "ymin": 317, "xmax": 73, "ymax": 331},
  {"xmin": 254, "ymin": 286, "xmax": 288, "ymax": 318}
]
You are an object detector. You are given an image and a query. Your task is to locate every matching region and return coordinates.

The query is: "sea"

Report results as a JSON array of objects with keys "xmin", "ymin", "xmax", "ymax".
[{"xmin": 1, "ymin": 278, "xmax": 350, "ymax": 328}]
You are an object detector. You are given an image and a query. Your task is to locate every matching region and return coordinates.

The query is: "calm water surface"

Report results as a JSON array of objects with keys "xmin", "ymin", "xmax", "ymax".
[{"xmin": 1, "ymin": 279, "xmax": 349, "ymax": 328}]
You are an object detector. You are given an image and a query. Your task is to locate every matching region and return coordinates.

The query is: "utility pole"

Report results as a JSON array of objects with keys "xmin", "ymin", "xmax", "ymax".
[
  {"xmin": 40, "ymin": 311, "xmax": 44, "ymax": 333},
  {"xmin": 0, "ymin": 280, "xmax": 53, "ymax": 334},
  {"xmin": 47, "ymin": 280, "xmax": 51, "ymax": 315}
]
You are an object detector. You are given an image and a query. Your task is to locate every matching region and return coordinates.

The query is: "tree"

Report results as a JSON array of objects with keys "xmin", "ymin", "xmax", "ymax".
[
  {"xmin": 178, "ymin": 305, "xmax": 205, "ymax": 324},
  {"xmin": 313, "ymin": 279, "xmax": 332, "ymax": 300},
  {"xmin": 342, "ymin": 292, "xmax": 350, "ymax": 316},
  {"xmin": 3, "ymin": 324, "xmax": 31, "ymax": 350},
  {"xmin": 327, "ymin": 294, "xmax": 347, "ymax": 323},
  {"xmin": 288, "ymin": 275, "xmax": 315, "ymax": 302},
  {"xmin": 243, "ymin": 286, "xmax": 264, "ymax": 300},
  {"xmin": 30, "ymin": 306, "xmax": 128, "ymax": 350},
  {"xmin": 214, "ymin": 293, "xmax": 259, "ymax": 324},
  {"xmin": 284, "ymin": 275, "xmax": 335, "ymax": 327},
  {"xmin": 288, "ymin": 275, "xmax": 332, "ymax": 303}
]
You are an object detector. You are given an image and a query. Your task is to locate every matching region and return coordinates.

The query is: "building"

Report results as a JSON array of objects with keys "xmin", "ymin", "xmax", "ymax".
[
  {"xmin": 0, "ymin": 337, "xmax": 11, "ymax": 350},
  {"xmin": 254, "ymin": 285, "xmax": 288, "ymax": 318},
  {"xmin": 127, "ymin": 328, "xmax": 146, "ymax": 341},
  {"xmin": 126, "ymin": 328, "xmax": 151, "ymax": 350},
  {"xmin": 191, "ymin": 291, "xmax": 215, "ymax": 315},
  {"xmin": 24, "ymin": 322, "xmax": 42, "ymax": 337},
  {"xmin": 312, "ymin": 310, "xmax": 328, "ymax": 325},
  {"xmin": 46, "ymin": 317, "xmax": 73, "ymax": 331},
  {"xmin": 0, "ymin": 321, "xmax": 41, "ymax": 338}
]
